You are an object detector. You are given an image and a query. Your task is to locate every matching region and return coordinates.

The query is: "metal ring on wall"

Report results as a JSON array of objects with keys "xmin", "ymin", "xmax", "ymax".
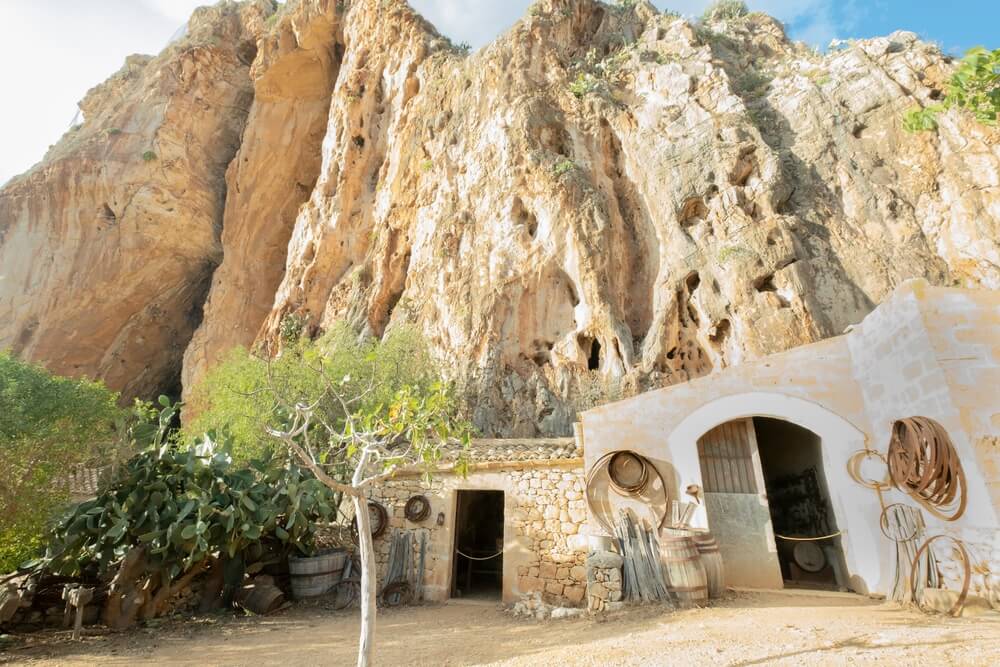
[{"xmin": 404, "ymin": 495, "xmax": 431, "ymax": 522}]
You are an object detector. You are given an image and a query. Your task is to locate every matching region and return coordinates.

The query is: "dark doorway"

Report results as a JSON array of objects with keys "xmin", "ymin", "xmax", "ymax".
[
  {"xmin": 452, "ymin": 490, "xmax": 504, "ymax": 600},
  {"xmin": 753, "ymin": 417, "xmax": 848, "ymax": 591}
]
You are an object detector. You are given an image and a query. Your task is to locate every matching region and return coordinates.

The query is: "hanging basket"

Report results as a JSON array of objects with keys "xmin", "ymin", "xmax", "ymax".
[{"xmin": 404, "ymin": 495, "xmax": 431, "ymax": 522}]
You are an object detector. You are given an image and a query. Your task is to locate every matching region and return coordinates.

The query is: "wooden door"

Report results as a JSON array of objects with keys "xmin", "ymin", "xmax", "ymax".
[{"xmin": 697, "ymin": 419, "xmax": 783, "ymax": 589}]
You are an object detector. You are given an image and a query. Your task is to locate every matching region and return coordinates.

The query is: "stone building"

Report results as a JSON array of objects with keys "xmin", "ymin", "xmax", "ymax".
[
  {"xmin": 580, "ymin": 281, "xmax": 1000, "ymax": 600},
  {"xmin": 367, "ymin": 280, "xmax": 998, "ymax": 607},
  {"xmin": 365, "ymin": 438, "xmax": 590, "ymax": 606}
]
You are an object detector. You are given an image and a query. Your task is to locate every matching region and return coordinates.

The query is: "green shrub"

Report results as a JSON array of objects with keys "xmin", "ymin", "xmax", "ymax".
[
  {"xmin": 904, "ymin": 46, "xmax": 999, "ymax": 131},
  {"xmin": 717, "ymin": 244, "xmax": 751, "ymax": 264},
  {"xmin": 279, "ymin": 312, "xmax": 305, "ymax": 343},
  {"xmin": 702, "ymin": 0, "xmax": 749, "ymax": 22},
  {"xmin": 184, "ymin": 324, "xmax": 438, "ymax": 462},
  {"xmin": 0, "ymin": 352, "xmax": 123, "ymax": 572},
  {"xmin": 946, "ymin": 47, "xmax": 999, "ymax": 125},
  {"xmin": 903, "ymin": 106, "xmax": 941, "ymax": 132},
  {"xmin": 552, "ymin": 159, "xmax": 576, "ymax": 177},
  {"xmin": 142, "ymin": 150, "xmax": 157, "ymax": 162},
  {"xmin": 43, "ymin": 422, "xmax": 334, "ymax": 580},
  {"xmin": 733, "ymin": 69, "xmax": 773, "ymax": 97},
  {"xmin": 569, "ymin": 72, "xmax": 599, "ymax": 98}
]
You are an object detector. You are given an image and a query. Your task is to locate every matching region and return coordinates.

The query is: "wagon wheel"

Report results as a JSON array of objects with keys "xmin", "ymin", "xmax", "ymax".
[
  {"xmin": 404, "ymin": 495, "xmax": 431, "ymax": 522},
  {"xmin": 350, "ymin": 501, "xmax": 389, "ymax": 543},
  {"xmin": 379, "ymin": 581, "xmax": 413, "ymax": 608},
  {"xmin": 331, "ymin": 575, "xmax": 361, "ymax": 610}
]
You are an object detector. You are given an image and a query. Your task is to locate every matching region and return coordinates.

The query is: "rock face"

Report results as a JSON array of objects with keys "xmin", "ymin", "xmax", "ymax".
[
  {"xmin": 2, "ymin": 0, "xmax": 998, "ymax": 433},
  {"xmin": 0, "ymin": 2, "xmax": 268, "ymax": 399}
]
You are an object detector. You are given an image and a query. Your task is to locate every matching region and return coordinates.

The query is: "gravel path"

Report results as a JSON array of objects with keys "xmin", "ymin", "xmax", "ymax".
[{"xmin": 3, "ymin": 590, "xmax": 998, "ymax": 666}]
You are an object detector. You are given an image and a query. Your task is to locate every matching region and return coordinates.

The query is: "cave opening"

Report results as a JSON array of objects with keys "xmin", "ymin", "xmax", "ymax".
[{"xmin": 588, "ymin": 339, "xmax": 602, "ymax": 370}]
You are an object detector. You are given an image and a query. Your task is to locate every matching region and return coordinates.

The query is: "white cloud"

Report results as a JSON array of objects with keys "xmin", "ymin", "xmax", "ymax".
[
  {"xmin": 409, "ymin": 0, "xmax": 529, "ymax": 49},
  {"xmin": 140, "ymin": 0, "xmax": 207, "ymax": 23}
]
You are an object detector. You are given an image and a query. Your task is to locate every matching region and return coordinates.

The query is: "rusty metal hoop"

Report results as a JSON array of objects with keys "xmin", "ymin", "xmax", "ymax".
[
  {"xmin": 350, "ymin": 500, "xmax": 389, "ymax": 543},
  {"xmin": 585, "ymin": 450, "xmax": 668, "ymax": 534},
  {"xmin": 909, "ymin": 535, "xmax": 971, "ymax": 617},
  {"xmin": 847, "ymin": 449, "xmax": 892, "ymax": 491},
  {"xmin": 379, "ymin": 581, "xmax": 413, "ymax": 607},
  {"xmin": 888, "ymin": 417, "xmax": 967, "ymax": 521},
  {"xmin": 404, "ymin": 495, "xmax": 431, "ymax": 523},
  {"xmin": 607, "ymin": 450, "xmax": 649, "ymax": 495}
]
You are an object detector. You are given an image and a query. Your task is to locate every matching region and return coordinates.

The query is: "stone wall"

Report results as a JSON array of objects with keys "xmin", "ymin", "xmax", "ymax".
[
  {"xmin": 363, "ymin": 462, "xmax": 589, "ymax": 606},
  {"xmin": 586, "ymin": 551, "xmax": 623, "ymax": 613}
]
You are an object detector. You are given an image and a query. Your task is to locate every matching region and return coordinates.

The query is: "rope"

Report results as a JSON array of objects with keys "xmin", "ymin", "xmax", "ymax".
[
  {"xmin": 888, "ymin": 417, "xmax": 967, "ymax": 521},
  {"xmin": 455, "ymin": 548, "xmax": 503, "ymax": 561},
  {"xmin": 774, "ymin": 531, "xmax": 843, "ymax": 541}
]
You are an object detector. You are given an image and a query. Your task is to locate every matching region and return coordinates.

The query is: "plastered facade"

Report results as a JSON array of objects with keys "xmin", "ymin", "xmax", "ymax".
[{"xmin": 580, "ymin": 281, "xmax": 1000, "ymax": 598}]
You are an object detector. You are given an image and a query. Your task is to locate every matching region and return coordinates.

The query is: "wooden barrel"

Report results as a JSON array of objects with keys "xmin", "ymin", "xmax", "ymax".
[
  {"xmin": 659, "ymin": 535, "xmax": 708, "ymax": 607},
  {"xmin": 240, "ymin": 584, "xmax": 285, "ymax": 615},
  {"xmin": 692, "ymin": 532, "xmax": 725, "ymax": 599},
  {"xmin": 289, "ymin": 549, "xmax": 347, "ymax": 599}
]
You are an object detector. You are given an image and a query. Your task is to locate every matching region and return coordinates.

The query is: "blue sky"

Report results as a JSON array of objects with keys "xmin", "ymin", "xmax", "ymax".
[
  {"xmin": 0, "ymin": 1, "xmax": 995, "ymax": 185},
  {"xmin": 409, "ymin": 1, "xmax": 999, "ymax": 55}
]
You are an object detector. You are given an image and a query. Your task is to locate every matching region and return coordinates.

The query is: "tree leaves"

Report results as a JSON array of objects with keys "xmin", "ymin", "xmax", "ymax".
[
  {"xmin": 904, "ymin": 46, "xmax": 999, "ymax": 131},
  {"xmin": 37, "ymin": 409, "xmax": 336, "ymax": 580}
]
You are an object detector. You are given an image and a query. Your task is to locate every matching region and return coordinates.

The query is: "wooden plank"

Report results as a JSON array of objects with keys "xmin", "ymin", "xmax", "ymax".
[
  {"xmin": 732, "ymin": 419, "xmax": 749, "ymax": 493},
  {"xmin": 720, "ymin": 422, "xmax": 735, "ymax": 493}
]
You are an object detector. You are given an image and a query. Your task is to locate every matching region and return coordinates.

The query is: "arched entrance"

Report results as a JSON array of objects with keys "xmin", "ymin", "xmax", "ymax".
[
  {"xmin": 667, "ymin": 392, "xmax": 882, "ymax": 595},
  {"xmin": 696, "ymin": 417, "xmax": 848, "ymax": 591}
]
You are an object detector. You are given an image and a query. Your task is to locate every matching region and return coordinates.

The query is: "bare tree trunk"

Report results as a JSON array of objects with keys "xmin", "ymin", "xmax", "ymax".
[{"xmin": 353, "ymin": 452, "xmax": 376, "ymax": 667}]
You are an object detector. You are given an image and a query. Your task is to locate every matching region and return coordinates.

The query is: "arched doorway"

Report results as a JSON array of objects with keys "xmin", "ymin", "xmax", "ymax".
[{"xmin": 696, "ymin": 416, "xmax": 849, "ymax": 591}]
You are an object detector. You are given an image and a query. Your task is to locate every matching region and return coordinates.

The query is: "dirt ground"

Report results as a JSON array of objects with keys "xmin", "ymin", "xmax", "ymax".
[{"xmin": 2, "ymin": 590, "xmax": 998, "ymax": 666}]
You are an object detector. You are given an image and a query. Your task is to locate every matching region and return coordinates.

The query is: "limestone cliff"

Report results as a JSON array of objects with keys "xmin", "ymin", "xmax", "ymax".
[
  {"xmin": 0, "ymin": 1, "xmax": 268, "ymax": 398},
  {"xmin": 2, "ymin": 0, "xmax": 998, "ymax": 436}
]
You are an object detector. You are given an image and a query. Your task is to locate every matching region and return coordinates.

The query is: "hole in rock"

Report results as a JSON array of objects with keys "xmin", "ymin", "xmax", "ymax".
[
  {"xmin": 678, "ymin": 197, "xmax": 708, "ymax": 227},
  {"xmin": 753, "ymin": 274, "xmax": 778, "ymax": 292},
  {"xmin": 709, "ymin": 318, "xmax": 731, "ymax": 345},
  {"xmin": 685, "ymin": 271, "xmax": 701, "ymax": 294},
  {"xmin": 584, "ymin": 338, "xmax": 602, "ymax": 370}
]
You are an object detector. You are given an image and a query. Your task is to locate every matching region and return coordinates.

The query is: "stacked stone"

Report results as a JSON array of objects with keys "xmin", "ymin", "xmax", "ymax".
[
  {"xmin": 586, "ymin": 551, "xmax": 624, "ymax": 613},
  {"xmin": 935, "ymin": 524, "xmax": 1000, "ymax": 604},
  {"xmin": 370, "ymin": 478, "xmax": 444, "ymax": 584},
  {"xmin": 364, "ymin": 464, "xmax": 590, "ymax": 607},
  {"xmin": 510, "ymin": 468, "xmax": 588, "ymax": 606}
]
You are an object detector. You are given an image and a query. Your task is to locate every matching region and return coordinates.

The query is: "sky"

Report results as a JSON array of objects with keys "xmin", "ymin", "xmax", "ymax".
[{"xmin": 0, "ymin": 0, "xmax": 996, "ymax": 186}]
